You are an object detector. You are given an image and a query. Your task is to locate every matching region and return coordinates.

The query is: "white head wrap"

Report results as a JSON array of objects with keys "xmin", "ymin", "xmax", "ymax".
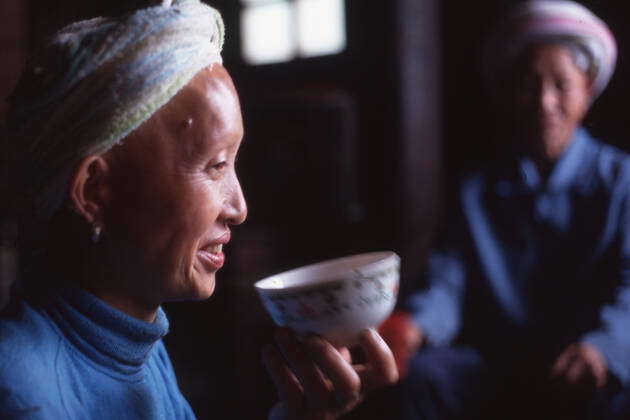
[
  {"xmin": 484, "ymin": 0, "xmax": 617, "ymax": 97},
  {"xmin": 5, "ymin": 0, "xmax": 225, "ymax": 219}
]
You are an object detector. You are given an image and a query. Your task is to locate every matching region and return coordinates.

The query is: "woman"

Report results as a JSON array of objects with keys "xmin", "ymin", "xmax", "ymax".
[
  {"xmin": 381, "ymin": 1, "xmax": 630, "ymax": 419},
  {"xmin": 0, "ymin": 1, "xmax": 398, "ymax": 419}
]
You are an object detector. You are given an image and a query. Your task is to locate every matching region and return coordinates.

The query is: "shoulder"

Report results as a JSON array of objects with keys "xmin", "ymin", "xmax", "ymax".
[
  {"xmin": 0, "ymin": 300, "xmax": 60, "ymax": 360},
  {"xmin": 585, "ymin": 133, "xmax": 630, "ymax": 189},
  {"xmin": 0, "ymin": 300, "xmax": 60, "ymax": 351},
  {"xmin": 0, "ymin": 303, "xmax": 61, "ymax": 380},
  {"xmin": 0, "ymin": 301, "xmax": 64, "ymax": 413}
]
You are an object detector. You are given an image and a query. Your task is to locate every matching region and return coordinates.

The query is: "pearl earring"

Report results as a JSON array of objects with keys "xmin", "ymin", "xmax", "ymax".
[{"xmin": 91, "ymin": 226, "xmax": 102, "ymax": 244}]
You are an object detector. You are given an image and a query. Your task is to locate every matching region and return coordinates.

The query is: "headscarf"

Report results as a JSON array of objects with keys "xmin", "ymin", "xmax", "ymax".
[
  {"xmin": 4, "ymin": 0, "xmax": 225, "ymax": 220},
  {"xmin": 483, "ymin": 0, "xmax": 617, "ymax": 98}
]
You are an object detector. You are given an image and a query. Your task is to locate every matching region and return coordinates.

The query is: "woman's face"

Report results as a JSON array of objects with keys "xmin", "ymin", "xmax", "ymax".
[
  {"xmin": 99, "ymin": 65, "xmax": 247, "ymax": 311},
  {"xmin": 511, "ymin": 44, "xmax": 592, "ymax": 161}
]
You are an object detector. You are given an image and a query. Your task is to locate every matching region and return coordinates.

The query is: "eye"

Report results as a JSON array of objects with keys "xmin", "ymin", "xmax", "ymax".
[
  {"xmin": 555, "ymin": 79, "xmax": 568, "ymax": 91},
  {"xmin": 207, "ymin": 161, "xmax": 228, "ymax": 179}
]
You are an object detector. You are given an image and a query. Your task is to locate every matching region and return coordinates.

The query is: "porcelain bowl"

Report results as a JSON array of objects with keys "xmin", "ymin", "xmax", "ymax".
[{"xmin": 255, "ymin": 251, "xmax": 400, "ymax": 347}]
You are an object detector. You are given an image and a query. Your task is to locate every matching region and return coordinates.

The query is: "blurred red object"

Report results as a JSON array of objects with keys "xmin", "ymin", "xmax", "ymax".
[{"xmin": 378, "ymin": 310, "xmax": 424, "ymax": 378}]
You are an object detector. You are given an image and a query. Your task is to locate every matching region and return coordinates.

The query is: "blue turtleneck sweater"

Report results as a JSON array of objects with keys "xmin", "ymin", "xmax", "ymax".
[{"xmin": 0, "ymin": 289, "xmax": 195, "ymax": 419}]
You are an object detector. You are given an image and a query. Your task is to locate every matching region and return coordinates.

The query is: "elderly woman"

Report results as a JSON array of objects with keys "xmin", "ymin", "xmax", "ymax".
[
  {"xmin": 380, "ymin": 1, "xmax": 630, "ymax": 419},
  {"xmin": 0, "ymin": 1, "xmax": 397, "ymax": 419}
]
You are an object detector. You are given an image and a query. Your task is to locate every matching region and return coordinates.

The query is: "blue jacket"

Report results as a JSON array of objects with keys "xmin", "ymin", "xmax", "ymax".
[
  {"xmin": 0, "ymin": 288, "xmax": 195, "ymax": 419},
  {"xmin": 406, "ymin": 129, "xmax": 630, "ymax": 384}
]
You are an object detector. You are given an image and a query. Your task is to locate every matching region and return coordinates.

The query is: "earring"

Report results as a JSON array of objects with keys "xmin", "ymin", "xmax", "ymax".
[{"xmin": 91, "ymin": 225, "xmax": 102, "ymax": 244}]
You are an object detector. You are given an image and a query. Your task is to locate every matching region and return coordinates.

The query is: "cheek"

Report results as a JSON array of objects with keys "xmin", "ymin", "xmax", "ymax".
[
  {"xmin": 563, "ymin": 88, "xmax": 589, "ymax": 120},
  {"xmin": 157, "ymin": 182, "xmax": 223, "ymax": 279},
  {"xmin": 574, "ymin": 95, "xmax": 589, "ymax": 121},
  {"xmin": 178, "ymin": 181, "xmax": 224, "ymax": 238},
  {"xmin": 109, "ymin": 177, "xmax": 221, "ymax": 256}
]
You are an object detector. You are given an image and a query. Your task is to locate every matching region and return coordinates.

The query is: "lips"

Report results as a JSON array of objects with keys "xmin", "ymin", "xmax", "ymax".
[
  {"xmin": 197, "ymin": 232, "xmax": 230, "ymax": 272},
  {"xmin": 538, "ymin": 113, "xmax": 560, "ymax": 128},
  {"xmin": 198, "ymin": 249, "xmax": 225, "ymax": 271}
]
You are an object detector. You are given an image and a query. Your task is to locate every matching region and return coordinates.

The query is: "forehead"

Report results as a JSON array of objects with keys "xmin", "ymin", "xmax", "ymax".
[
  {"xmin": 521, "ymin": 43, "xmax": 580, "ymax": 74},
  {"xmin": 163, "ymin": 66, "xmax": 243, "ymax": 151},
  {"xmin": 109, "ymin": 65, "xmax": 243, "ymax": 168}
]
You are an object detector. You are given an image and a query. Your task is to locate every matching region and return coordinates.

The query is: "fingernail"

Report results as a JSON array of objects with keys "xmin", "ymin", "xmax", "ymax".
[
  {"xmin": 336, "ymin": 390, "xmax": 359, "ymax": 407},
  {"xmin": 362, "ymin": 328, "xmax": 382, "ymax": 343}
]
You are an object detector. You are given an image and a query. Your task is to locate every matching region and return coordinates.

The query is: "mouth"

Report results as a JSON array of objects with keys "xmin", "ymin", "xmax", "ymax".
[
  {"xmin": 203, "ymin": 243, "xmax": 224, "ymax": 253},
  {"xmin": 537, "ymin": 113, "xmax": 560, "ymax": 128},
  {"xmin": 197, "ymin": 233, "xmax": 230, "ymax": 272},
  {"xmin": 197, "ymin": 247, "xmax": 225, "ymax": 272}
]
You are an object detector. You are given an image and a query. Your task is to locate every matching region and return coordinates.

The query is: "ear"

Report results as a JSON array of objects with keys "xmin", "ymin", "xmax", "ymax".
[
  {"xmin": 68, "ymin": 155, "xmax": 111, "ymax": 227},
  {"xmin": 583, "ymin": 78, "xmax": 596, "ymax": 108}
]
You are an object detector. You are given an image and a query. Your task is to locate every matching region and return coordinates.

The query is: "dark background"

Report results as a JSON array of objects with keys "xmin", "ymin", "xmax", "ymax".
[{"xmin": 1, "ymin": 0, "xmax": 630, "ymax": 418}]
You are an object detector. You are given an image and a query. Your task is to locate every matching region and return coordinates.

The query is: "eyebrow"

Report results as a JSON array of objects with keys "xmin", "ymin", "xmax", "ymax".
[{"xmin": 179, "ymin": 116, "xmax": 238, "ymax": 165}]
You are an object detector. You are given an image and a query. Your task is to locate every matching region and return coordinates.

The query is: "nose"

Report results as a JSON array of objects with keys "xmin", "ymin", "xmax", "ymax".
[
  {"xmin": 223, "ymin": 176, "xmax": 247, "ymax": 226},
  {"xmin": 538, "ymin": 82, "xmax": 558, "ymax": 113}
]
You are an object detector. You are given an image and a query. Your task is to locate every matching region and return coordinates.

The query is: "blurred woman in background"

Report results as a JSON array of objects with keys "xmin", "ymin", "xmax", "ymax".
[{"xmin": 381, "ymin": 1, "xmax": 630, "ymax": 419}]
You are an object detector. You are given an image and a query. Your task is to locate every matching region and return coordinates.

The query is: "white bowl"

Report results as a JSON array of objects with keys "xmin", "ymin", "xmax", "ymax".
[{"xmin": 254, "ymin": 251, "xmax": 400, "ymax": 347}]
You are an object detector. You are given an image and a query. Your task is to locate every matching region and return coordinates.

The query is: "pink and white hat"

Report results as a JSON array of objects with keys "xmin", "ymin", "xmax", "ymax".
[{"xmin": 484, "ymin": 0, "xmax": 617, "ymax": 98}]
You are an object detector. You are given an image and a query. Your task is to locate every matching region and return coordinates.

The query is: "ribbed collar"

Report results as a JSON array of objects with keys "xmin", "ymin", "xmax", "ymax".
[{"xmin": 44, "ymin": 288, "xmax": 169, "ymax": 375}]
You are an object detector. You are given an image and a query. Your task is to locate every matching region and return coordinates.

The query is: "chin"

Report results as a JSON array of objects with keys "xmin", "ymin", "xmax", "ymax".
[
  {"xmin": 167, "ymin": 274, "xmax": 216, "ymax": 302},
  {"xmin": 193, "ymin": 274, "xmax": 217, "ymax": 300},
  {"xmin": 543, "ymin": 139, "xmax": 569, "ymax": 161}
]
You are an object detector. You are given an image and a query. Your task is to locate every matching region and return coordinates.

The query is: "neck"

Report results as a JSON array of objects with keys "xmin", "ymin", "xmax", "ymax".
[
  {"xmin": 81, "ymin": 286, "xmax": 159, "ymax": 322},
  {"xmin": 39, "ymin": 211, "xmax": 161, "ymax": 323},
  {"xmin": 532, "ymin": 156, "xmax": 555, "ymax": 181},
  {"xmin": 78, "ymin": 251, "xmax": 159, "ymax": 322}
]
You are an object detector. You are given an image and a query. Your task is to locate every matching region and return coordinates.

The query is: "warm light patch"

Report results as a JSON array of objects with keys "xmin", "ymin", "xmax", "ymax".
[
  {"xmin": 241, "ymin": 0, "xmax": 346, "ymax": 65},
  {"xmin": 297, "ymin": 0, "xmax": 346, "ymax": 58},
  {"xmin": 241, "ymin": 1, "xmax": 295, "ymax": 65}
]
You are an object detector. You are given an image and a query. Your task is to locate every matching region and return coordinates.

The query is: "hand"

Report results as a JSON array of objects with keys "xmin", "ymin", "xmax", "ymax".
[
  {"xmin": 263, "ymin": 328, "xmax": 399, "ymax": 420},
  {"xmin": 550, "ymin": 343, "xmax": 608, "ymax": 391},
  {"xmin": 378, "ymin": 311, "xmax": 424, "ymax": 377}
]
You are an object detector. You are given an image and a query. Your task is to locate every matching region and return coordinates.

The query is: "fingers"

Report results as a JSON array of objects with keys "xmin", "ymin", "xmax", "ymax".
[
  {"xmin": 339, "ymin": 347, "xmax": 352, "ymax": 364},
  {"xmin": 566, "ymin": 357, "xmax": 588, "ymax": 385},
  {"xmin": 550, "ymin": 344, "xmax": 608, "ymax": 390},
  {"xmin": 266, "ymin": 327, "xmax": 399, "ymax": 419},
  {"xmin": 274, "ymin": 328, "xmax": 333, "ymax": 410},
  {"xmin": 592, "ymin": 359, "xmax": 607, "ymax": 388},
  {"xmin": 358, "ymin": 328, "xmax": 399, "ymax": 391},
  {"xmin": 302, "ymin": 335, "xmax": 362, "ymax": 407},
  {"xmin": 263, "ymin": 344, "xmax": 304, "ymax": 410},
  {"xmin": 582, "ymin": 344, "xmax": 608, "ymax": 389},
  {"xmin": 551, "ymin": 344, "xmax": 576, "ymax": 378}
]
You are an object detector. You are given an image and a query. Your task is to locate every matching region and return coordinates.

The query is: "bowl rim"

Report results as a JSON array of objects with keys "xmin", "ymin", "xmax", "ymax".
[{"xmin": 254, "ymin": 250, "xmax": 399, "ymax": 293}]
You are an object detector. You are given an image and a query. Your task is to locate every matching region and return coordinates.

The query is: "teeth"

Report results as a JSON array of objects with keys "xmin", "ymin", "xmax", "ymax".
[{"xmin": 206, "ymin": 243, "xmax": 223, "ymax": 253}]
